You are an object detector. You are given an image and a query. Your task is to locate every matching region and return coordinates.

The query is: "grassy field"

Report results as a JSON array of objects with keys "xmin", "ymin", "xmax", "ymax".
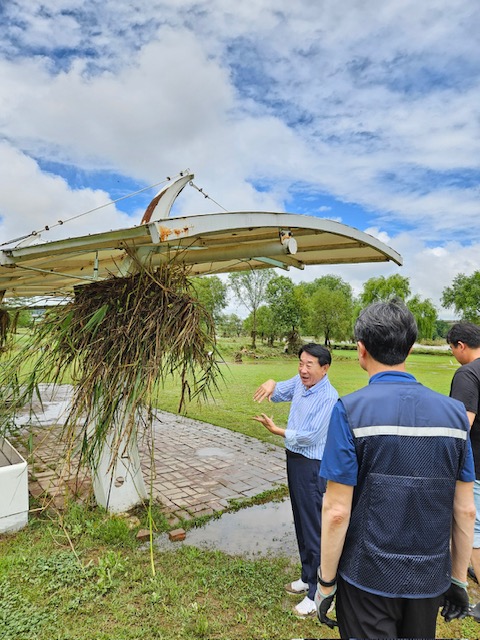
[
  {"xmin": 1, "ymin": 502, "xmax": 478, "ymax": 640},
  {"xmin": 1, "ymin": 337, "xmax": 477, "ymax": 639},
  {"xmin": 151, "ymin": 341, "xmax": 459, "ymax": 448}
]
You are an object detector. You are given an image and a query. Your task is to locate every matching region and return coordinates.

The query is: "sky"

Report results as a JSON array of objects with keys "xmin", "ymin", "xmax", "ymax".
[{"xmin": 0, "ymin": 0, "xmax": 479, "ymax": 317}]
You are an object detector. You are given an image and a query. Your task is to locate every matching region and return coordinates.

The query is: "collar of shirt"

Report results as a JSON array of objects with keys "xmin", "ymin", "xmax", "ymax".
[
  {"xmin": 369, "ymin": 371, "xmax": 416, "ymax": 384},
  {"xmin": 301, "ymin": 374, "xmax": 330, "ymax": 395}
]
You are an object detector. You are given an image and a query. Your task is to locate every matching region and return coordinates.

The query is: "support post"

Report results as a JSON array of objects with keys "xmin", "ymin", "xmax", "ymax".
[{"xmin": 92, "ymin": 427, "xmax": 148, "ymax": 513}]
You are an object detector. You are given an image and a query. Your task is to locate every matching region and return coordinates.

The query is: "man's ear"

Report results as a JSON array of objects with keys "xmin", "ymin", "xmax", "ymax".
[
  {"xmin": 357, "ymin": 341, "xmax": 367, "ymax": 358},
  {"xmin": 357, "ymin": 340, "xmax": 369, "ymax": 371}
]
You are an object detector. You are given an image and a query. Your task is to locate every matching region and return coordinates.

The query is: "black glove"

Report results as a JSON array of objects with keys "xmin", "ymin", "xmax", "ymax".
[
  {"xmin": 314, "ymin": 583, "xmax": 338, "ymax": 629},
  {"xmin": 441, "ymin": 579, "xmax": 469, "ymax": 622}
]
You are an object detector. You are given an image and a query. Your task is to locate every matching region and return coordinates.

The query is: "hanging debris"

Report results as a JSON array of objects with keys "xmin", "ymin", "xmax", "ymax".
[{"xmin": 0, "ymin": 261, "xmax": 222, "ymax": 471}]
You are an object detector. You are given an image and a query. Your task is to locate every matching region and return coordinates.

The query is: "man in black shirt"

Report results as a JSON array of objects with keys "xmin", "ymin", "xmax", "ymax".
[{"xmin": 448, "ymin": 322, "xmax": 480, "ymax": 619}]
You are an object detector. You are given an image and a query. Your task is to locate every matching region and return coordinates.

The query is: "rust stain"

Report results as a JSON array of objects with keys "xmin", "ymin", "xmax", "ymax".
[
  {"xmin": 141, "ymin": 191, "xmax": 165, "ymax": 224},
  {"xmin": 157, "ymin": 225, "xmax": 190, "ymax": 242}
]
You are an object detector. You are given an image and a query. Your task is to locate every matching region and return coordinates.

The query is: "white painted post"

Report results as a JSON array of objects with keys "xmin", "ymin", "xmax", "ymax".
[{"xmin": 92, "ymin": 426, "xmax": 148, "ymax": 513}]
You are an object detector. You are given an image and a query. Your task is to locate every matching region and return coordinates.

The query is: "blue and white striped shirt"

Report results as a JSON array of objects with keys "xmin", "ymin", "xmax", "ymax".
[{"xmin": 272, "ymin": 374, "xmax": 339, "ymax": 460}]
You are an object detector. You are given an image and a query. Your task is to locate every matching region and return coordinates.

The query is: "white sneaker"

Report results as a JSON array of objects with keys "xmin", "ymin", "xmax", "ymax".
[
  {"xmin": 285, "ymin": 578, "xmax": 309, "ymax": 595},
  {"xmin": 293, "ymin": 595, "xmax": 317, "ymax": 618}
]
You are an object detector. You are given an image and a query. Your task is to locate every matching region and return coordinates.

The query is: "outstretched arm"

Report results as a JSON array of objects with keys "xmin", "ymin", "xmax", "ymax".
[{"xmin": 252, "ymin": 413, "xmax": 285, "ymax": 438}]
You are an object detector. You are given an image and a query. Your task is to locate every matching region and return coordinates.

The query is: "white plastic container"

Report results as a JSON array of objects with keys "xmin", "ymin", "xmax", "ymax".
[{"xmin": 0, "ymin": 437, "xmax": 28, "ymax": 533}]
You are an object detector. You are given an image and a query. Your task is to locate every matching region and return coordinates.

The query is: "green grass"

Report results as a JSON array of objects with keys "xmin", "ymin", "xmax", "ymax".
[
  {"xmin": 0, "ymin": 504, "xmax": 334, "ymax": 640},
  {"xmin": 0, "ymin": 336, "xmax": 471, "ymax": 639},
  {"xmin": 0, "ymin": 502, "xmax": 477, "ymax": 640},
  {"xmin": 150, "ymin": 347, "xmax": 460, "ymax": 447}
]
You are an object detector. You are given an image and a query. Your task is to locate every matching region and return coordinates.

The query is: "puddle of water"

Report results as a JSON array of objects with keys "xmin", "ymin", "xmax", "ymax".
[
  {"xmin": 195, "ymin": 446, "xmax": 234, "ymax": 458},
  {"xmin": 13, "ymin": 384, "xmax": 73, "ymax": 428},
  {"xmin": 15, "ymin": 399, "xmax": 71, "ymax": 426},
  {"xmin": 154, "ymin": 499, "xmax": 298, "ymax": 560}
]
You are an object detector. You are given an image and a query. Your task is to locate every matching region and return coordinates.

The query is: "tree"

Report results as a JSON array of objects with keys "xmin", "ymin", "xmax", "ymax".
[
  {"xmin": 290, "ymin": 283, "xmax": 312, "ymax": 336},
  {"xmin": 298, "ymin": 275, "xmax": 354, "ymax": 344},
  {"xmin": 442, "ymin": 272, "xmax": 480, "ymax": 322},
  {"xmin": 265, "ymin": 275, "xmax": 303, "ymax": 352},
  {"xmin": 433, "ymin": 319, "xmax": 450, "ymax": 340},
  {"xmin": 244, "ymin": 305, "xmax": 276, "ymax": 345},
  {"xmin": 190, "ymin": 275, "xmax": 228, "ymax": 323},
  {"xmin": 309, "ymin": 287, "xmax": 353, "ymax": 346},
  {"xmin": 217, "ymin": 313, "xmax": 244, "ymax": 338},
  {"xmin": 228, "ymin": 269, "xmax": 274, "ymax": 348},
  {"xmin": 360, "ymin": 274, "xmax": 410, "ymax": 306},
  {"xmin": 407, "ymin": 296, "xmax": 438, "ymax": 341},
  {"xmin": 301, "ymin": 274, "xmax": 354, "ymax": 300}
]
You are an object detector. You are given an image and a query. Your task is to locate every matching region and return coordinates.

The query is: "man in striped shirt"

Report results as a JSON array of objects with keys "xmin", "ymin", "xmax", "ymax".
[
  {"xmin": 253, "ymin": 343, "xmax": 338, "ymax": 618},
  {"xmin": 315, "ymin": 300, "xmax": 475, "ymax": 637}
]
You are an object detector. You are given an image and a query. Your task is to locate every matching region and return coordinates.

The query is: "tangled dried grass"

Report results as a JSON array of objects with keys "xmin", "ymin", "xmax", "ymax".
[{"xmin": 0, "ymin": 262, "xmax": 222, "ymax": 471}]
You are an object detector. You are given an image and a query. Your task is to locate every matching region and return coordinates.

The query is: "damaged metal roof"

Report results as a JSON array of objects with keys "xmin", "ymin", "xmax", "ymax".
[{"xmin": 0, "ymin": 172, "xmax": 402, "ymax": 299}]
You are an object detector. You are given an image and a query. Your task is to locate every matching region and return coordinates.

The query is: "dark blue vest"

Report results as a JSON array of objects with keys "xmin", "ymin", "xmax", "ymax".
[{"xmin": 339, "ymin": 378, "xmax": 470, "ymax": 598}]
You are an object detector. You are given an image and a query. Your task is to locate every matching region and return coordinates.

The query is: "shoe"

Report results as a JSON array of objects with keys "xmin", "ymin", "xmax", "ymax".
[
  {"xmin": 293, "ymin": 595, "xmax": 317, "ymax": 618},
  {"xmin": 469, "ymin": 566, "xmax": 478, "ymax": 584},
  {"xmin": 285, "ymin": 578, "xmax": 309, "ymax": 595}
]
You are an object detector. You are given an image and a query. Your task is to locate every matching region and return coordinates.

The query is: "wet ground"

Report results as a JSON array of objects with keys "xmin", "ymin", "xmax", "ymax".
[
  {"xmin": 13, "ymin": 381, "xmax": 299, "ymax": 559},
  {"xmin": 11, "ymin": 385, "xmax": 293, "ymax": 548},
  {"xmin": 153, "ymin": 498, "xmax": 298, "ymax": 560}
]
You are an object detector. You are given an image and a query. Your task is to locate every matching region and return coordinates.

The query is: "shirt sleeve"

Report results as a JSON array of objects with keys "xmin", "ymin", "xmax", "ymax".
[
  {"xmin": 284, "ymin": 388, "xmax": 338, "ymax": 450},
  {"xmin": 320, "ymin": 400, "xmax": 358, "ymax": 486},
  {"xmin": 459, "ymin": 438, "xmax": 475, "ymax": 482},
  {"xmin": 450, "ymin": 368, "xmax": 480, "ymax": 416},
  {"xmin": 271, "ymin": 376, "xmax": 297, "ymax": 402}
]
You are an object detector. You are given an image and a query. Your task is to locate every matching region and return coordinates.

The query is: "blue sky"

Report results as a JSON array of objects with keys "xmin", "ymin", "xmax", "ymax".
[{"xmin": 0, "ymin": 0, "xmax": 479, "ymax": 315}]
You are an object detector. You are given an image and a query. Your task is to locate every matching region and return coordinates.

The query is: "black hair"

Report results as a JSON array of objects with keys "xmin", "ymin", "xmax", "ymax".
[
  {"xmin": 354, "ymin": 299, "xmax": 417, "ymax": 366},
  {"xmin": 446, "ymin": 322, "xmax": 480, "ymax": 349},
  {"xmin": 298, "ymin": 342, "xmax": 332, "ymax": 366}
]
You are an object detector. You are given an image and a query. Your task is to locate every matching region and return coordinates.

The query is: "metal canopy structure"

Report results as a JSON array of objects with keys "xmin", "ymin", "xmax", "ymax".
[
  {"xmin": 0, "ymin": 172, "xmax": 402, "ymax": 299},
  {"xmin": 0, "ymin": 172, "xmax": 404, "ymax": 514}
]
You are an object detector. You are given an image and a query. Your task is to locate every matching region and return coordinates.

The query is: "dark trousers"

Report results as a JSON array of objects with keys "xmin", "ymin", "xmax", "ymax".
[
  {"xmin": 336, "ymin": 575, "xmax": 443, "ymax": 638},
  {"xmin": 286, "ymin": 450, "xmax": 325, "ymax": 600}
]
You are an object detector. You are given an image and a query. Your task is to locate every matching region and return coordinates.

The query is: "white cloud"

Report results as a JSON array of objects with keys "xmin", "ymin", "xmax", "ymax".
[
  {"xmin": 0, "ymin": 142, "xmax": 133, "ymax": 244},
  {"xmin": 0, "ymin": 0, "xmax": 478, "ymax": 314},
  {"xmin": 364, "ymin": 227, "xmax": 391, "ymax": 245}
]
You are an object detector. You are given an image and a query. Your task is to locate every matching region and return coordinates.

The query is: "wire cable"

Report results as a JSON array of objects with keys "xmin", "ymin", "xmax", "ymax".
[
  {"xmin": 0, "ymin": 174, "xmax": 182, "ymax": 249},
  {"xmin": 188, "ymin": 181, "xmax": 228, "ymax": 212}
]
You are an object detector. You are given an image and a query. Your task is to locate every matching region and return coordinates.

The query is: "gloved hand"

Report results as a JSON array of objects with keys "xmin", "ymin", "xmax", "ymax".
[
  {"xmin": 314, "ymin": 583, "xmax": 338, "ymax": 629},
  {"xmin": 441, "ymin": 578, "xmax": 469, "ymax": 622}
]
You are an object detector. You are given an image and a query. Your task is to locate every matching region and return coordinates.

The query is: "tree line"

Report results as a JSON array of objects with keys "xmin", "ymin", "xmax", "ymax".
[
  {"xmin": 6, "ymin": 269, "xmax": 479, "ymax": 351},
  {"xmin": 190, "ymin": 269, "xmax": 480, "ymax": 350}
]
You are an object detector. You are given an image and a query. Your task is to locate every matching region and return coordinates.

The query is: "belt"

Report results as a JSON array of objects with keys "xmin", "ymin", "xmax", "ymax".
[{"xmin": 286, "ymin": 449, "xmax": 319, "ymax": 462}]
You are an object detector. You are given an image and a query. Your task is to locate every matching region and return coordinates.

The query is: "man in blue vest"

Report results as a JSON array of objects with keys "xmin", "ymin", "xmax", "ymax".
[{"xmin": 314, "ymin": 300, "xmax": 475, "ymax": 637}]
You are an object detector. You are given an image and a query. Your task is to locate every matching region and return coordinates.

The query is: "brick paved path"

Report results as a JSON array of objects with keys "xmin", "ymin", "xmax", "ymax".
[{"xmin": 12, "ymin": 385, "xmax": 287, "ymax": 524}]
